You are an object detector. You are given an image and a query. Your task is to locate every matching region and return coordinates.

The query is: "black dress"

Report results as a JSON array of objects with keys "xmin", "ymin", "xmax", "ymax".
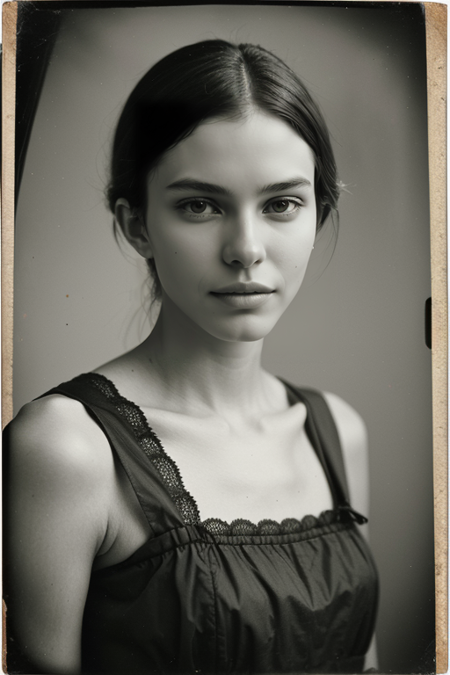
[{"xmin": 9, "ymin": 373, "xmax": 379, "ymax": 674}]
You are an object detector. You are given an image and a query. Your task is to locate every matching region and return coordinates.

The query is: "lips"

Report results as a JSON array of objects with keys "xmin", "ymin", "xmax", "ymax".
[
  {"xmin": 210, "ymin": 282, "xmax": 275, "ymax": 309},
  {"xmin": 211, "ymin": 282, "xmax": 274, "ymax": 294}
]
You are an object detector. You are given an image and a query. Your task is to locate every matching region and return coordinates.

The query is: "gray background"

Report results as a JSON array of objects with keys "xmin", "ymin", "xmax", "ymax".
[{"xmin": 13, "ymin": 5, "xmax": 434, "ymax": 673}]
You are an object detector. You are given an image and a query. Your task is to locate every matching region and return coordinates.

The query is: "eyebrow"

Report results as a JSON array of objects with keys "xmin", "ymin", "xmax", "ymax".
[
  {"xmin": 258, "ymin": 179, "xmax": 312, "ymax": 193},
  {"xmin": 166, "ymin": 179, "xmax": 231, "ymax": 195},
  {"xmin": 165, "ymin": 178, "xmax": 312, "ymax": 195}
]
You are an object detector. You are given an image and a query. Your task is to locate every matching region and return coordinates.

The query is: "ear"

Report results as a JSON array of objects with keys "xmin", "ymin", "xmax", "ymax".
[{"xmin": 114, "ymin": 198, "xmax": 154, "ymax": 259}]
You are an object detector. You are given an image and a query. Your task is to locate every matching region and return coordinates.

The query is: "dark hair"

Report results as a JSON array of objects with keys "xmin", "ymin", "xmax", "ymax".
[{"xmin": 107, "ymin": 40, "xmax": 340, "ymax": 298}]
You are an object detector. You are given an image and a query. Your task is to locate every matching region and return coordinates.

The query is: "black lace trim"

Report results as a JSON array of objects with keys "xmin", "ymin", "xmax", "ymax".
[
  {"xmin": 202, "ymin": 510, "xmax": 340, "ymax": 537},
  {"xmin": 82, "ymin": 372, "xmax": 361, "ymax": 537},
  {"xmin": 85, "ymin": 372, "xmax": 201, "ymax": 526}
]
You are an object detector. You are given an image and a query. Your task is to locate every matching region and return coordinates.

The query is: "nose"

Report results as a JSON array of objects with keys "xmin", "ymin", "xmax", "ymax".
[{"xmin": 221, "ymin": 214, "xmax": 266, "ymax": 269}]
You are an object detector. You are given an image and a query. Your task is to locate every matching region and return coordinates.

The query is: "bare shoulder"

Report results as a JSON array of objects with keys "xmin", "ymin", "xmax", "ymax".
[
  {"xmin": 7, "ymin": 394, "xmax": 115, "ymax": 504},
  {"xmin": 322, "ymin": 392, "xmax": 368, "ymax": 458},
  {"xmin": 10, "ymin": 392, "xmax": 110, "ymax": 453},
  {"xmin": 322, "ymin": 392, "xmax": 370, "ymax": 519}
]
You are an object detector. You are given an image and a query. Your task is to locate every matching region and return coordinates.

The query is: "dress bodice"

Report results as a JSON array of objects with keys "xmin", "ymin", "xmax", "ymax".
[{"xmin": 35, "ymin": 373, "xmax": 378, "ymax": 673}]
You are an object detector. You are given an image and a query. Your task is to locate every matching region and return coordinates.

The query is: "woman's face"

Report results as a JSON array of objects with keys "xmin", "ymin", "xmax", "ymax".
[{"xmin": 143, "ymin": 110, "xmax": 317, "ymax": 343}]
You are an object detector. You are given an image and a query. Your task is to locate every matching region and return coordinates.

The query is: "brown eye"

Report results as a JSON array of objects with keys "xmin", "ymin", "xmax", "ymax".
[
  {"xmin": 264, "ymin": 198, "xmax": 302, "ymax": 216},
  {"xmin": 272, "ymin": 200, "xmax": 289, "ymax": 213},
  {"xmin": 179, "ymin": 199, "xmax": 220, "ymax": 217},
  {"xmin": 190, "ymin": 200, "xmax": 208, "ymax": 214}
]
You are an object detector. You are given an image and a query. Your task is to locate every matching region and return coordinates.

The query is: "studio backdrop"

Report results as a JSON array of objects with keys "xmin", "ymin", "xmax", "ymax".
[{"xmin": 13, "ymin": 3, "xmax": 433, "ymax": 673}]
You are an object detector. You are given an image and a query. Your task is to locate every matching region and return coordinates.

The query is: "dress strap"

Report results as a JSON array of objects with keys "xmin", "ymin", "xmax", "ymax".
[
  {"xmin": 35, "ymin": 373, "xmax": 195, "ymax": 535},
  {"xmin": 281, "ymin": 381, "xmax": 368, "ymax": 525}
]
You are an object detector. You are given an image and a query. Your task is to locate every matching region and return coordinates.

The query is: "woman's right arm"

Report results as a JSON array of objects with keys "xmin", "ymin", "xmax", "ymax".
[{"xmin": 5, "ymin": 394, "xmax": 114, "ymax": 674}]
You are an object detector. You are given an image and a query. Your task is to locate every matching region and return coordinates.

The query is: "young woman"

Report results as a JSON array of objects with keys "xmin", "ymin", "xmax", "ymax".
[{"xmin": 5, "ymin": 40, "xmax": 378, "ymax": 674}]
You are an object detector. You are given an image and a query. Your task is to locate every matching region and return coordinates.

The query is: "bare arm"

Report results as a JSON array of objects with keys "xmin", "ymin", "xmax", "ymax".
[
  {"xmin": 5, "ymin": 395, "xmax": 114, "ymax": 674},
  {"xmin": 323, "ymin": 392, "xmax": 378, "ymax": 671}
]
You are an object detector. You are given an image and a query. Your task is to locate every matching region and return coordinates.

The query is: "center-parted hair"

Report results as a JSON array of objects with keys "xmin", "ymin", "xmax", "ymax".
[{"xmin": 107, "ymin": 40, "xmax": 340, "ymax": 297}]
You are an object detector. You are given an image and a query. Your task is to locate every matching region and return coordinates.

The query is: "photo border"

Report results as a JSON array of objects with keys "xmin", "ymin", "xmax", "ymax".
[{"xmin": 1, "ymin": 1, "xmax": 447, "ymax": 671}]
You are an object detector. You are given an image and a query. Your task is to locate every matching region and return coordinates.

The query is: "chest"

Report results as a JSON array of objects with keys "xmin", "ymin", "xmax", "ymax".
[
  {"xmin": 142, "ymin": 403, "xmax": 334, "ymax": 524},
  {"xmin": 99, "ymin": 401, "xmax": 335, "ymax": 570}
]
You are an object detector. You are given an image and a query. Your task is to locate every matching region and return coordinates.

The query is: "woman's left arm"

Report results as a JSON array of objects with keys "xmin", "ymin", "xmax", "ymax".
[{"xmin": 323, "ymin": 392, "xmax": 378, "ymax": 672}]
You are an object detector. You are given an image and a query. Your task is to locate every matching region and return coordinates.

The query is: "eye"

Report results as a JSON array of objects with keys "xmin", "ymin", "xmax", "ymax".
[
  {"xmin": 263, "ymin": 198, "xmax": 302, "ymax": 216},
  {"xmin": 179, "ymin": 199, "xmax": 221, "ymax": 217}
]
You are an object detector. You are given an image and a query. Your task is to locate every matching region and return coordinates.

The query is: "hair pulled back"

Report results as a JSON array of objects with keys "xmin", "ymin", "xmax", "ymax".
[{"xmin": 107, "ymin": 40, "xmax": 340, "ymax": 297}]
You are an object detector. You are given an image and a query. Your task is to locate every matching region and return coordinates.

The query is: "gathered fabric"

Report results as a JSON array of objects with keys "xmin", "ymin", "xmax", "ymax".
[{"xmin": 41, "ymin": 373, "xmax": 378, "ymax": 674}]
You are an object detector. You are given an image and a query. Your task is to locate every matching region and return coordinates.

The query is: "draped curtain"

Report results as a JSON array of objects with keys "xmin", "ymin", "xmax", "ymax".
[{"xmin": 15, "ymin": 3, "xmax": 62, "ymax": 206}]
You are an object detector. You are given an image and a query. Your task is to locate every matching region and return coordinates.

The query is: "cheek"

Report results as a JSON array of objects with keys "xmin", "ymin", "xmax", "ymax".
[
  {"xmin": 274, "ymin": 221, "xmax": 316, "ymax": 281},
  {"xmin": 149, "ymin": 225, "xmax": 209, "ymax": 291}
]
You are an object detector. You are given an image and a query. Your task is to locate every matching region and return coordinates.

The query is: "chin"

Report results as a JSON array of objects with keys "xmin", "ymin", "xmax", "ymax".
[{"xmin": 205, "ymin": 315, "xmax": 279, "ymax": 343}]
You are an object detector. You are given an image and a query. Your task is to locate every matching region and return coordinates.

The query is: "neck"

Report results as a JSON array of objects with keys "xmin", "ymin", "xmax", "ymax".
[{"xmin": 139, "ymin": 303, "xmax": 274, "ymax": 418}]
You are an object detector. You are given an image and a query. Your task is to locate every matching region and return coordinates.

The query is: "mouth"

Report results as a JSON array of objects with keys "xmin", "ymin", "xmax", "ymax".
[
  {"xmin": 211, "ymin": 291, "xmax": 274, "ymax": 297},
  {"xmin": 211, "ymin": 282, "xmax": 275, "ymax": 295},
  {"xmin": 210, "ymin": 285, "xmax": 275, "ymax": 309}
]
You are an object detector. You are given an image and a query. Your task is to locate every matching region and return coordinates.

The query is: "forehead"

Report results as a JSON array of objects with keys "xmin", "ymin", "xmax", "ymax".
[{"xmin": 151, "ymin": 111, "xmax": 316, "ymax": 191}]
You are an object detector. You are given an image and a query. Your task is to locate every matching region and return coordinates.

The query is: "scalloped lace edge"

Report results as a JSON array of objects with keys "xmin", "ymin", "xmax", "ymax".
[{"xmin": 201, "ymin": 509, "xmax": 341, "ymax": 536}]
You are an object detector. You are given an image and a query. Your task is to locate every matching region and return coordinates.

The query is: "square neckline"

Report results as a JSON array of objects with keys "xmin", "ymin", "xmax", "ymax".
[{"xmin": 68, "ymin": 372, "xmax": 365, "ymax": 537}]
